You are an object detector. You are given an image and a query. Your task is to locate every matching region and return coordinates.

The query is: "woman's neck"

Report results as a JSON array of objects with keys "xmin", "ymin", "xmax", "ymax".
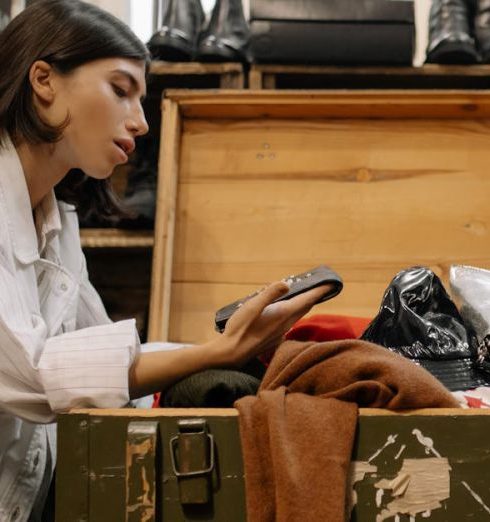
[{"xmin": 15, "ymin": 140, "xmax": 70, "ymax": 209}]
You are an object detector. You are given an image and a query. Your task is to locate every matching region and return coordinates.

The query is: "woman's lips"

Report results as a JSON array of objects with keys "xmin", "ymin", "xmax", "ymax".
[{"xmin": 113, "ymin": 141, "xmax": 128, "ymax": 162}]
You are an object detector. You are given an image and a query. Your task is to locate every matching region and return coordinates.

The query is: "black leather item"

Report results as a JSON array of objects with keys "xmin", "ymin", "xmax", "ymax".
[
  {"xmin": 251, "ymin": 0, "xmax": 414, "ymax": 23},
  {"xmin": 215, "ymin": 265, "xmax": 343, "ymax": 333},
  {"xmin": 362, "ymin": 266, "xmax": 490, "ymax": 391},
  {"xmin": 196, "ymin": 0, "xmax": 251, "ymax": 63},
  {"xmin": 475, "ymin": 0, "xmax": 490, "ymax": 61},
  {"xmin": 249, "ymin": 0, "xmax": 415, "ymax": 65},
  {"xmin": 425, "ymin": 0, "xmax": 479, "ymax": 64},
  {"xmin": 148, "ymin": 0, "xmax": 205, "ymax": 61},
  {"xmin": 251, "ymin": 21, "xmax": 415, "ymax": 65}
]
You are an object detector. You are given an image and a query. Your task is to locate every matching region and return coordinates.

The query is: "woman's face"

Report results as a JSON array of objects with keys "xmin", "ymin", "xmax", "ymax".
[{"xmin": 42, "ymin": 57, "xmax": 149, "ymax": 179}]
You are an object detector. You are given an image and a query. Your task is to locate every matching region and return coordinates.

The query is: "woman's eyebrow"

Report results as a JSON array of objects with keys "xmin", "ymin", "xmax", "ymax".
[{"xmin": 111, "ymin": 69, "xmax": 147, "ymax": 100}]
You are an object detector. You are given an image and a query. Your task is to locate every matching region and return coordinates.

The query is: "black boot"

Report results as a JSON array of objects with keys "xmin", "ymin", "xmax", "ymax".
[
  {"xmin": 148, "ymin": 0, "xmax": 205, "ymax": 61},
  {"xmin": 196, "ymin": 0, "xmax": 251, "ymax": 62},
  {"xmin": 426, "ymin": 0, "xmax": 479, "ymax": 63},
  {"xmin": 475, "ymin": 0, "xmax": 490, "ymax": 61}
]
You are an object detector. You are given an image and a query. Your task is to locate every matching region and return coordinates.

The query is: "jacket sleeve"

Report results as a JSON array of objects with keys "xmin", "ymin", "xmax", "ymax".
[{"xmin": 0, "ymin": 255, "xmax": 140, "ymax": 424}]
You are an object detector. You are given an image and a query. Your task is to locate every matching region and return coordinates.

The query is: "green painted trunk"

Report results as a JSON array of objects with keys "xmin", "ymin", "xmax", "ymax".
[{"xmin": 56, "ymin": 409, "xmax": 490, "ymax": 522}]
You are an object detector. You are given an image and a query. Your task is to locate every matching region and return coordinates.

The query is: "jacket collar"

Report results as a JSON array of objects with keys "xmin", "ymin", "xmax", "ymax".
[{"xmin": 0, "ymin": 135, "xmax": 61, "ymax": 264}]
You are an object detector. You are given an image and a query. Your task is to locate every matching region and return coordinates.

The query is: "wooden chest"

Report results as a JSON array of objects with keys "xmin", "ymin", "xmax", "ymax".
[{"xmin": 57, "ymin": 91, "xmax": 490, "ymax": 521}]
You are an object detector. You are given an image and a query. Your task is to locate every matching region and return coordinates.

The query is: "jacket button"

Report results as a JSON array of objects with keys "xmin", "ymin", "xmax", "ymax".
[{"xmin": 60, "ymin": 282, "xmax": 68, "ymax": 292}]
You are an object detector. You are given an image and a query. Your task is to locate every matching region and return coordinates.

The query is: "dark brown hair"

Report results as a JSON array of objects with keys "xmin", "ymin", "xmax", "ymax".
[{"xmin": 0, "ymin": 0, "xmax": 150, "ymax": 221}]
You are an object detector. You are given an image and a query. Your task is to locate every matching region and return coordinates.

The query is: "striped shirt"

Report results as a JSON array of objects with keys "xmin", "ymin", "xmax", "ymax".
[{"xmin": 0, "ymin": 136, "xmax": 140, "ymax": 521}]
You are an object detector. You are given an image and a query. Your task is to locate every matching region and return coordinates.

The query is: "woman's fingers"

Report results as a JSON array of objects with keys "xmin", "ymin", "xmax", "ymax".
[
  {"xmin": 224, "ymin": 281, "xmax": 290, "ymax": 334},
  {"xmin": 222, "ymin": 281, "xmax": 333, "ymax": 363},
  {"xmin": 284, "ymin": 283, "xmax": 335, "ymax": 313},
  {"xmin": 243, "ymin": 281, "xmax": 290, "ymax": 314}
]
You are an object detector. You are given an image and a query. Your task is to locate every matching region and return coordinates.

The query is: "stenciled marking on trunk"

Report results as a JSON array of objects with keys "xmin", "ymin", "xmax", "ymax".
[
  {"xmin": 412, "ymin": 429, "xmax": 442, "ymax": 457},
  {"xmin": 461, "ymin": 481, "xmax": 490, "ymax": 515},
  {"xmin": 375, "ymin": 458, "xmax": 451, "ymax": 522},
  {"xmin": 368, "ymin": 434, "xmax": 398, "ymax": 463},
  {"xmin": 394, "ymin": 445, "xmax": 406, "ymax": 460}
]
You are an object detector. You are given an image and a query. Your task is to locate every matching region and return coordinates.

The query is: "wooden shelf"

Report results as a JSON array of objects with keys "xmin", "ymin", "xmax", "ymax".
[
  {"xmin": 249, "ymin": 64, "xmax": 490, "ymax": 90},
  {"xmin": 150, "ymin": 60, "xmax": 244, "ymax": 75},
  {"xmin": 80, "ymin": 228, "xmax": 154, "ymax": 249},
  {"xmin": 149, "ymin": 61, "xmax": 245, "ymax": 89}
]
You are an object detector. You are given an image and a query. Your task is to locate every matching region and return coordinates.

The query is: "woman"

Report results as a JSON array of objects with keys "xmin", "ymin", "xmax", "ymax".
[{"xmin": 0, "ymin": 1, "xmax": 330, "ymax": 520}]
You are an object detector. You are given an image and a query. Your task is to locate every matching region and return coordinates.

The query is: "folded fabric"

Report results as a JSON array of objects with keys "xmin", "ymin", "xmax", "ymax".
[
  {"xmin": 286, "ymin": 313, "xmax": 372, "ymax": 342},
  {"xmin": 257, "ymin": 314, "xmax": 372, "ymax": 367},
  {"xmin": 160, "ymin": 368, "xmax": 261, "ymax": 408},
  {"xmin": 235, "ymin": 339, "xmax": 459, "ymax": 522}
]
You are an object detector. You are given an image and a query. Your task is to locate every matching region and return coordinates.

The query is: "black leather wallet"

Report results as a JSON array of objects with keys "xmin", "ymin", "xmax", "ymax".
[{"xmin": 214, "ymin": 265, "xmax": 343, "ymax": 333}]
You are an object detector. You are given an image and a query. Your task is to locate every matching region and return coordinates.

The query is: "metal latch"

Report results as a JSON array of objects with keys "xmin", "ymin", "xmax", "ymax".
[{"xmin": 169, "ymin": 418, "xmax": 215, "ymax": 504}]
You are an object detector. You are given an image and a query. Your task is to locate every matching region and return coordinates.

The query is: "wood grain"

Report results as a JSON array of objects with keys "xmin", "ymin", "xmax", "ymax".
[
  {"xmin": 164, "ymin": 90, "xmax": 490, "ymax": 120},
  {"xmin": 148, "ymin": 98, "xmax": 181, "ymax": 342},
  {"xmin": 149, "ymin": 92, "xmax": 490, "ymax": 343}
]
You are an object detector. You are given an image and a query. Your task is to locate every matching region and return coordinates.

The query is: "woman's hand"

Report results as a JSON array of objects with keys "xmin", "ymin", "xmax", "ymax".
[
  {"xmin": 129, "ymin": 280, "xmax": 334, "ymax": 399},
  {"xmin": 211, "ymin": 281, "xmax": 335, "ymax": 367}
]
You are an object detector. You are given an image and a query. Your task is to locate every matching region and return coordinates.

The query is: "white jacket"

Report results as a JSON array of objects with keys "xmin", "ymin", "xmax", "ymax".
[{"xmin": 0, "ymin": 136, "xmax": 140, "ymax": 521}]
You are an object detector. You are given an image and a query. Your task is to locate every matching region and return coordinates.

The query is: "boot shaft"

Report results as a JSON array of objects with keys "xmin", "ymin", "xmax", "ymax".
[
  {"xmin": 425, "ymin": 0, "xmax": 479, "ymax": 63},
  {"xmin": 205, "ymin": 0, "xmax": 249, "ymax": 40},
  {"xmin": 429, "ymin": 0, "xmax": 475, "ymax": 36},
  {"xmin": 160, "ymin": 0, "xmax": 204, "ymax": 39},
  {"xmin": 149, "ymin": 0, "xmax": 205, "ymax": 60},
  {"xmin": 197, "ymin": 0, "xmax": 251, "ymax": 60}
]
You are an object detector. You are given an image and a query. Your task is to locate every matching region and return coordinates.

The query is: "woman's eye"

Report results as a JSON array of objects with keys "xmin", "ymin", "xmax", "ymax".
[{"xmin": 112, "ymin": 84, "xmax": 127, "ymax": 98}]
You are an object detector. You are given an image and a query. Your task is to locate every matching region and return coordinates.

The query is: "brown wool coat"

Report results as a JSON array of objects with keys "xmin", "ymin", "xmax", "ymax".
[{"xmin": 235, "ymin": 339, "xmax": 460, "ymax": 522}]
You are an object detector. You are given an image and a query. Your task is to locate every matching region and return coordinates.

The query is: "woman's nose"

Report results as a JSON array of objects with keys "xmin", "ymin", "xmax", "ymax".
[{"xmin": 127, "ymin": 105, "xmax": 149, "ymax": 137}]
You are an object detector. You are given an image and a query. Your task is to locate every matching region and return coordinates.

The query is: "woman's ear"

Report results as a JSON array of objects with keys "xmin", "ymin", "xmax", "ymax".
[{"xmin": 29, "ymin": 60, "xmax": 56, "ymax": 105}]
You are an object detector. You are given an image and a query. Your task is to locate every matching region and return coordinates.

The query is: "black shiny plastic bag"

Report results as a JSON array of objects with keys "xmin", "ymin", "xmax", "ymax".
[{"xmin": 361, "ymin": 266, "xmax": 490, "ymax": 391}]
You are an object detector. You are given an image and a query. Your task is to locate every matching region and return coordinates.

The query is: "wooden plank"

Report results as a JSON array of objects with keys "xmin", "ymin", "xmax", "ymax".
[
  {"xmin": 250, "ymin": 64, "xmax": 490, "ymax": 77},
  {"xmin": 248, "ymin": 68, "xmax": 262, "ymax": 90},
  {"xmin": 359, "ymin": 408, "xmax": 490, "ymax": 416},
  {"xmin": 219, "ymin": 71, "xmax": 244, "ymax": 89},
  {"xmin": 72, "ymin": 408, "xmax": 240, "ymax": 417},
  {"xmin": 163, "ymin": 90, "xmax": 490, "ymax": 120},
  {"xmin": 178, "ymin": 118, "xmax": 490, "ymax": 180},
  {"xmin": 159, "ymin": 115, "xmax": 490, "ymax": 343},
  {"xmin": 262, "ymin": 74, "xmax": 276, "ymax": 89},
  {"xmin": 249, "ymin": 64, "xmax": 490, "ymax": 90},
  {"xmin": 150, "ymin": 61, "xmax": 243, "ymax": 76},
  {"xmin": 68, "ymin": 408, "xmax": 490, "ymax": 417},
  {"xmin": 148, "ymin": 98, "xmax": 181, "ymax": 342},
  {"xmin": 80, "ymin": 229, "xmax": 154, "ymax": 248}
]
